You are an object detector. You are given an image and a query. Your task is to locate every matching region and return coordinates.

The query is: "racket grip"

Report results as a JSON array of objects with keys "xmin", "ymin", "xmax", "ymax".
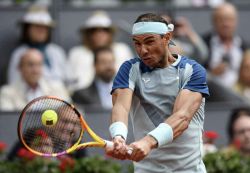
[
  {"xmin": 105, "ymin": 140, "xmax": 114, "ymax": 148},
  {"xmin": 104, "ymin": 140, "xmax": 133, "ymax": 155}
]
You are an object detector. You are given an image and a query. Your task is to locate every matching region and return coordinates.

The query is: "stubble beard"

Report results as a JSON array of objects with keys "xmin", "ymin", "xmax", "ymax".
[{"xmin": 155, "ymin": 49, "xmax": 168, "ymax": 68}]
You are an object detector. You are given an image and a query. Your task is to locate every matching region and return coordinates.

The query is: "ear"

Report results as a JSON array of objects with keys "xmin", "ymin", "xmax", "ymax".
[
  {"xmin": 163, "ymin": 32, "xmax": 172, "ymax": 45},
  {"xmin": 167, "ymin": 32, "xmax": 173, "ymax": 43}
]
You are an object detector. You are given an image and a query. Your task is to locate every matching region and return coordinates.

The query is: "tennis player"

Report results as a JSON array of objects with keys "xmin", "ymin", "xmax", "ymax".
[{"xmin": 106, "ymin": 13, "xmax": 209, "ymax": 173}]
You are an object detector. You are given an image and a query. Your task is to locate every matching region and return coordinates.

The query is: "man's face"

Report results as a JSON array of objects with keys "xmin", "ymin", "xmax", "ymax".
[
  {"xmin": 88, "ymin": 28, "xmax": 112, "ymax": 49},
  {"xmin": 19, "ymin": 50, "xmax": 43, "ymax": 87},
  {"xmin": 132, "ymin": 33, "xmax": 168, "ymax": 68},
  {"xmin": 95, "ymin": 51, "xmax": 115, "ymax": 83},
  {"xmin": 213, "ymin": 7, "xmax": 237, "ymax": 39},
  {"xmin": 28, "ymin": 24, "xmax": 49, "ymax": 43},
  {"xmin": 233, "ymin": 115, "xmax": 250, "ymax": 154}
]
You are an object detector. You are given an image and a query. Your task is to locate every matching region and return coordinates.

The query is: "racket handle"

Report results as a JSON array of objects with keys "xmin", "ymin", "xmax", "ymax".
[
  {"xmin": 105, "ymin": 140, "xmax": 114, "ymax": 148},
  {"xmin": 104, "ymin": 140, "xmax": 133, "ymax": 155}
]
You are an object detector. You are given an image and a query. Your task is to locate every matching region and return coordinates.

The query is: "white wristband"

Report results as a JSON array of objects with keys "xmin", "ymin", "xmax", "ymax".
[
  {"xmin": 109, "ymin": 121, "xmax": 128, "ymax": 140},
  {"xmin": 147, "ymin": 123, "xmax": 173, "ymax": 147}
]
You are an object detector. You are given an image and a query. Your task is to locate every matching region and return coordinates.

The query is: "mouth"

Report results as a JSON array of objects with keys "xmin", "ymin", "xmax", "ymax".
[
  {"xmin": 142, "ymin": 57, "xmax": 153, "ymax": 64},
  {"xmin": 142, "ymin": 57, "xmax": 151, "ymax": 62}
]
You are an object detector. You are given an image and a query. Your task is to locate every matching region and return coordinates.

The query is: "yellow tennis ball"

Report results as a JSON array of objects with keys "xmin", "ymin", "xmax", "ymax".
[{"xmin": 41, "ymin": 110, "xmax": 58, "ymax": 126}]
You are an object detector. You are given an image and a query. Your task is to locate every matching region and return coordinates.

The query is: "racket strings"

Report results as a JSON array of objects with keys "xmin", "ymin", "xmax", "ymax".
[
  {"xmin": 20, "ymin": 97, "xmax": 82, "ymax": 155},
  {"xmin": 23, "ymin": 100, "xmax": 48, "ymax": 150},
  {"xmin": 56, "ymin": 105, "xmax": 79, "ymax": 151},
  {"xmin": 31, "ymin": 99, "xmax": 57, "ymax": 153}
]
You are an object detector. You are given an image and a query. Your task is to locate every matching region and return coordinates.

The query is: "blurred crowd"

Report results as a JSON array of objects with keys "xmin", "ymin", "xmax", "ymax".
[
  {"xmin": 0, "ymin": 1, "xmax": 250, "ymax": 160},
  {"xmin": 1, "ymin": 2, "xmax": 250, "ymax": 111},
  {"xmin": 0, "ymin": 7, "xmax": 133, "ymax": 110}
]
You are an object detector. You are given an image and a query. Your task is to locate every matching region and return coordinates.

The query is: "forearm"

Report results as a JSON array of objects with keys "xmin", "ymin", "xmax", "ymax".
[
  {"xmin": 147, "ymin": 110, "xmax": 197, "ymax": 148},
  {"xmin": 111, "ymin": 88, "xmax": 133, "ymax": 125},
  {"xmin": 109, "ymin": 89, "xmax": 133, "ymax": 140},
  {"xmin": 187, "ymin": 30, "xmax": 200, "ymax": 45},
  {"xmin": 165, "ymin": 111, "xmax": 191, "ymax": 139},
  {"xmin": 167, "ymin": 90, "xmax": 202, "ymax": 139},
  {"xmin": 147, "ymin": 90, "xmax": 202, "ymax": 147},
  {"xmin": 111, "ymin": 103, "xmax": 129, "ymax": 126}
]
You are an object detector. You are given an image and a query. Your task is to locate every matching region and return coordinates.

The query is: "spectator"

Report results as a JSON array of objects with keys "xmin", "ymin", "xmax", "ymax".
[
  {"xmin": 234, "ymin": 50, "xmax": 250, "ymax": 102},
  {"xmin": 227, "ymin": 107, "xmax": 250, "ymax": 156},
  {"xmin": 68, "ymin": 10, "xmax": 133, "ymax": 92},
  {"xmin": 203, "ymin": 2, "xmax": 249, "ymax": 88},
  {"xmin": 0, "ymin": 49, "xmax": 71, "ymax": 111},
  {"xmin": 72, "ymin": 47, "xmax": 115, "ymax": 110},
  {"xmin": 8, "ymin": 5, "xmax": 68, "ymax": 85},
  {"xmin": 162, "ymin": 15, "xmax": 208, "ymax": 65}
]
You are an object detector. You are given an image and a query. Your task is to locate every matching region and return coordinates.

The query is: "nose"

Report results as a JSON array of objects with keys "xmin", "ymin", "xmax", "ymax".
[{"xmin": 139, "ymin": 44, "xmax": 148, "ymax": 56}]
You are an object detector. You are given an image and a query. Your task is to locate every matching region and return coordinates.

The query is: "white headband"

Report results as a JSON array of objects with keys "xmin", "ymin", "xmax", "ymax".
[{"xmin": 132, "ymin": 22, "xmax": 174, "ymax": 35}]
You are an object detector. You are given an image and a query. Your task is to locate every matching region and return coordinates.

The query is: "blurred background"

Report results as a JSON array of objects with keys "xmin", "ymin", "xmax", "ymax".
[{"xmin": 0, "ymin": 0, "xmax": 250, "ymax": 172}]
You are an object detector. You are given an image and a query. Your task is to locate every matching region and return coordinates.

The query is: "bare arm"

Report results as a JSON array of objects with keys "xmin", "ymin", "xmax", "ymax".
[
  {"xmin": 148, "ymin": 89, "xmax": 203, "ymax": 148},
  {"xmin": 111, "ymin": 88, "xmax": 133, "ymax": 125},
  {"xmin": 165, "ymin": 89, "xmax": 203, "ymax": 139},
  {"xmin": 128, "ymin": 89, "xmax": 203, "ymax": 161},
  {"xmin": 106, "ymin": 88, "xmax": 133, "ymax": 159}
]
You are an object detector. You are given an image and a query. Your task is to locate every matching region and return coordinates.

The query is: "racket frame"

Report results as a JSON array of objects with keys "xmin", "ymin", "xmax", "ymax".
[{"xmin": 18, "ymin": 96, "xmax": 110, "ymax": 157}]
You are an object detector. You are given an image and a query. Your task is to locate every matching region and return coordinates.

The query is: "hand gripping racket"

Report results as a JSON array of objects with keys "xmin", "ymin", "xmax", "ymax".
[{"xmin": 18, "ymin": 96, "xmax": 120, "ymax": 157}]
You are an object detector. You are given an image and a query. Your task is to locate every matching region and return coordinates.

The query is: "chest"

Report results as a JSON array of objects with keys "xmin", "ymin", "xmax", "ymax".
[{"xmin": 135, "ymin": 68, "xmax": 181, "ymax": 99}]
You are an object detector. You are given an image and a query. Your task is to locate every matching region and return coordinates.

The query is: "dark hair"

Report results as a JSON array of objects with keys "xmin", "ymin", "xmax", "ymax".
[
  {"xmin": 227, "ymin": 107, "xmax": 250, "ymax": 142},
  {"xmin": 134, "ymin": 13, "xmax": 169, "ymax": 25},
  {"xmin": 20, "ymin": 23, "xmax": 51, "ymax": 44},
  {"xmin": 93, "ymin": 47, "xmax": 113, "ymax": 65}
]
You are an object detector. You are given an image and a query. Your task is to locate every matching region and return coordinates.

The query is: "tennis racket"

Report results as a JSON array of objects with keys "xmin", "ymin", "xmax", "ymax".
[{"xmin": 18, "ymin": 96, "xmax": 123, "ymax": 157}]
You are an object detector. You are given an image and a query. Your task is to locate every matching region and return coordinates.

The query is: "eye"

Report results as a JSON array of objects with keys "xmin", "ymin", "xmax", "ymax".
[
  {"xmin": 145, "ymin": 40, "xmax": 155, "ymax": 45},
  {"xmin": 134, "ymin": 42, "xmax": 141, "ymax": 47}
]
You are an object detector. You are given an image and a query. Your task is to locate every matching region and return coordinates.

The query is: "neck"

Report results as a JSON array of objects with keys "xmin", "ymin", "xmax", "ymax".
[
  {"xmin": 27, "ymin": 42, "xmax": 46, "ymax": 49},
  {"xmin": 156, "ymin": 51, "xmax": 176, "ymax": 68},
  {"xmin": 164, "ymin": 52, "xmax": 176, "ymax": 67},
  {"xmin": 28, "ymin": 82, "xmax": 39, "ymax": 90},
  {"xmin": 96, "ymin": 77, "xmax": 112, "ymax": 84},
  {"xmin": 168, "ymin": 53, "xmax": 177, "ymax": 64}
]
